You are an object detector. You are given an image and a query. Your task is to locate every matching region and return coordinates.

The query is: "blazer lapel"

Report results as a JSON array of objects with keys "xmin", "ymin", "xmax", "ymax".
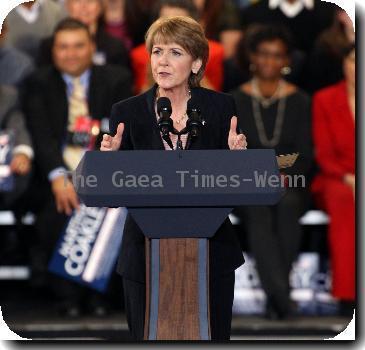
[{"xmin": 144, "ymin": 85, "xmax": 165, "ymax": 150}]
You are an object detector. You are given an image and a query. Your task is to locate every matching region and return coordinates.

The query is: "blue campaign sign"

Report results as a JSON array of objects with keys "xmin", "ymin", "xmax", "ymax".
[{"xmin": 49, "ymin": 205, "xmax": 127, "ymax": 292}]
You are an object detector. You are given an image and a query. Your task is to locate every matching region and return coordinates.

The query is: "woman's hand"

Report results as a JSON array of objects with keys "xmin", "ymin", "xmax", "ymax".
[
  {"xmin": 100, "ymin": 122, "xmax": 124, "ymax": 151},
  {"xmin": 228, "ymin": 116, "xmax": 247, "ymax": 150}
]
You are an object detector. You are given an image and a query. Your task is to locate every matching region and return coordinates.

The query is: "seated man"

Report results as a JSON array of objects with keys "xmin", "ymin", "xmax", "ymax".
[{"xmin": 24, "ymin": 18, "xmax": 132, "ymax": 316}]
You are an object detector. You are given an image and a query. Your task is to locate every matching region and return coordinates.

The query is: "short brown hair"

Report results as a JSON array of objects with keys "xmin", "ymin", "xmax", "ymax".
[
  {"xmin": 145, "ymin": 16, "xmax": 209, "ymax": 88},
  {"xmin": 53, "ymin": 18, "xmax": 92, "ymax": 40}
]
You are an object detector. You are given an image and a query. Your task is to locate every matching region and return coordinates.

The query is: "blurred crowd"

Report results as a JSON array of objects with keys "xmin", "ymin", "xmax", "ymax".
[{"xmin": 0, "ymin": 0, "xmax": 355, "ymax": 320}]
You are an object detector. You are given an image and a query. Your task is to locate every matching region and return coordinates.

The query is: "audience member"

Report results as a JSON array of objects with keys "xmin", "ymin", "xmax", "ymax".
[
  {"xmin": 5, "ymin": 0, "xmax": 65, "ymax": 59},
  {"xmin": 38, "ymin": 0, "xmax": 130, "ymax": 67},
  {"xmin": 24, "ymin": 18, "xmax": 132, "ymax": 317},
  {"xmin": 130, "ymin": 0, "xmax": 225, "ymax": 94},
  {"xmin": 103, "ymin": 0, "xmax": 133, "ymax": 51},
  {"xmin": 239, "ymin": 0, "xmax": 337, "ymax": 89},
  {"xmin": 193, "ymin": 0, "xmax": 242, "ymax": 59},
  {"xmin": 231, "ymin": 25, "xmax": 313, "ymax": 319},
  {"xmin": 311, "ymin": 44, "xmax": 355, "ymax": 316},
  {"xmin": 0, "ymin": 85, "xmax": 33, "ymax": 210},
  {"xmin": 122, "ymin": 0, "xmax": 157, "ymax": 48},
  {"xmin": 0, "ymin": 21, "xmax": 34, "ymax": 90},
  {"xmin": 240, "ymin": 0, "xmax": 336, "ymax": 54},
  {"xmin": 305, "ymin": 8, "xmax": 355, "ymax": 93}
]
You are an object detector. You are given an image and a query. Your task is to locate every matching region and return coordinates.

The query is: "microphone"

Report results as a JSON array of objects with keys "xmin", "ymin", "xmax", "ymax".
[
  {"xmin": 186, "ymin": 98, "xmax": 203, "ymax": 138},
  {"xmin": 157, "ymin": 97, "xmax": 174, "ymax": 149}
]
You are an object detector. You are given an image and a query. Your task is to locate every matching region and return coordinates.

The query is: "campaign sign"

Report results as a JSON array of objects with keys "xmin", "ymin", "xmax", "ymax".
[
  {"xmin": 0, "ymin": 131, "xmax": 14, "ymax": 192},
  {"xmin": 233, "ymin": 252, "xmax": 338, "ymax": 315},
  {"xmin": 49, "ymin": 204, "xmax": 127, "ymax": 292}
]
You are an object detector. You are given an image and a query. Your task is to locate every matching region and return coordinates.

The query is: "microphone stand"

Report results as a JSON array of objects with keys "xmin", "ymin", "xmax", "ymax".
[{"xmin": 171, "ymin": 127, "xmax": 189, "ymax": 150}]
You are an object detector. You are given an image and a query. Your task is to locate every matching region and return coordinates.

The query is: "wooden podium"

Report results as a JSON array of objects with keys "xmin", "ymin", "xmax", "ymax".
[{"xmin": 75, "ymin": 150, "xmax": 285, "ymax": 340}]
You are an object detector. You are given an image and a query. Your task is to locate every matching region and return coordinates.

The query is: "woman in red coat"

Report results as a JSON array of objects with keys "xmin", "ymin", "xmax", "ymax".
[{"xmin": 312, "ymin": 44, "xmax": 355, "ymax": 313}]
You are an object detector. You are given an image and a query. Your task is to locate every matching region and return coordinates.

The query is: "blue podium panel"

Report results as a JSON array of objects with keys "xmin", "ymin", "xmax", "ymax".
[{"xmin": 75, "ymin": 149, "xmax": 284, "ymax": 208}]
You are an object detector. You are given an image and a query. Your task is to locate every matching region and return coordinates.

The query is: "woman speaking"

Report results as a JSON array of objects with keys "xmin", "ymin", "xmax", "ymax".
[{"xmin": 101, "ymin": 16, "xmax": 247, "ymax": 340}]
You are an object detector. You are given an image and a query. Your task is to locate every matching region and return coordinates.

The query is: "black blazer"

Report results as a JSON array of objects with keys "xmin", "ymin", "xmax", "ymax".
[
  {"xmin": 25, "ymin": 64, "xmax": 132, "ymax": 179},
  {"xmin": 110, "ymin": 85, "xmax": 245, "ymax": 282}
]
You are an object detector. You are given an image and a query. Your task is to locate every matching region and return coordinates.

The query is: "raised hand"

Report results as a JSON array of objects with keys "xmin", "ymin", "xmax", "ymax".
[
  {"xmin": 228, "ymin": 116, "xmax": 247, "ymax": 150},
  {"xmin": 100, "ymin": 122, "xmax": 124, "ymax": 151}
]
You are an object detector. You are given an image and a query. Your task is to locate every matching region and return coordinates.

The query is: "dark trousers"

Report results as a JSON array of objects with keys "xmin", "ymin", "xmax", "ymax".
[
  {"xmin": 122, "ymin": 271, "xmax": 235, "ymax": 341},
  {"xmin": 27, "ymin": 179, "xmax": 83, "ymax": 302},
  {"xmin": 234, "ymin": 188, "xmax": 307, "ymax": 316}
]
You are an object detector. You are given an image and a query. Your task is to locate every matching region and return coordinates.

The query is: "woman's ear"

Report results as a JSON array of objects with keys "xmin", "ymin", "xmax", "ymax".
[{"xmin": 192, "ymin": 58, "xmax": 203, "ymax": 74}]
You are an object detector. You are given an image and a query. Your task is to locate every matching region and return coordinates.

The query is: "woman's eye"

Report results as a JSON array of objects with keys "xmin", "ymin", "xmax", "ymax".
[
  {"xmin": 172, "ymin": 50, "xmax": 182, "ymax": 56},
  {"xmin": 152, "ymin": 50, "xmax": 161, "ymax": 55}
]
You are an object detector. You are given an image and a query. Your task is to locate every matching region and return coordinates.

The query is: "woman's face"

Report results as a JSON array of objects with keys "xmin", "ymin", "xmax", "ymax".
[
  {"xmin": 343, "ymin": 49, "xmax": 355, "ymax": 88},
  {"xmin": 251, "ymin": 39, "xmax": 289, "ymax": 80},
  {"xmin": 150, "ymin": 42, "xmax": 202, "ymax": 90},
  {"xmin": 67, "ymin": 0, "xmax": 102, "ymax": 27}
]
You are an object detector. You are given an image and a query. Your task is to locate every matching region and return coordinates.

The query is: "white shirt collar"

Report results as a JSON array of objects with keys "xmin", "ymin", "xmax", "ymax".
[
  {"xmin": 269, "ymin": 0, "xmax": 314, "ymax": 18},
  {"xmin": 15, "ymin": 0, "xmax": 44, "ymax": 24}
]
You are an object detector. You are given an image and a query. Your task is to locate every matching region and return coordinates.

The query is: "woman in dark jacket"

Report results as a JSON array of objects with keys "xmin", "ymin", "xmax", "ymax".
[
  {"xmin": 231, "ymin": 25, "xmax": 313, "ymax": 320},
  {"xmin": 101, "ymin": 16, "xmax": 247, "ymax": 340}
]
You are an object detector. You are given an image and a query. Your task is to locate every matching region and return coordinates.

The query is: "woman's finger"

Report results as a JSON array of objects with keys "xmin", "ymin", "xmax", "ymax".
[
  {"xmin": 115, "ymin": 123, "xmax": 125, "ymax": 141},
  {"xmin": 229, "ymin": 116, "xmax": 238, "ymax": 134}
]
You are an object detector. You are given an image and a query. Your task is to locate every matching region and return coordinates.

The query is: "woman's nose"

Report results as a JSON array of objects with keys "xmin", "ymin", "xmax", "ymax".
[{"xmin": 158, "ymin": 53, "xmax": 169, "ymax": 66}]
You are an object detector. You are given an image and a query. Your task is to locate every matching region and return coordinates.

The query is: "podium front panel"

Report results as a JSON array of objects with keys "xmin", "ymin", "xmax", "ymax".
[{"xmin": 76, "ymin": 150, "xmax": 284, "ymax": 208}]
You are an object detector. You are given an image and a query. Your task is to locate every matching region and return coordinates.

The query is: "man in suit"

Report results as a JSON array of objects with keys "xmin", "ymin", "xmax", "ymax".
[{"xmin": 24, "ymin": 18, "xmax": 132, "ymax": 316}]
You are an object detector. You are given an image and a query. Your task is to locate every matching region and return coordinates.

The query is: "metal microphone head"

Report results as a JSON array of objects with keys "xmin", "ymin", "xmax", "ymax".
[{"xmin": 157, "ymin": 97, "xmax": 172, "ymax": 116}]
